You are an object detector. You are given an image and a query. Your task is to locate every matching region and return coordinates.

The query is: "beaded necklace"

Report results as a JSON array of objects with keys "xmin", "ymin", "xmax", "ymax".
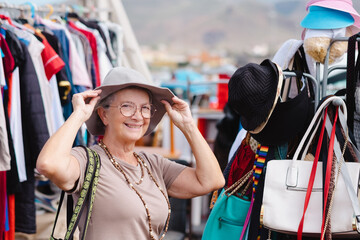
[{"xmin": 98, "ymin": 140, "xmax": 171, "ymax": 240}]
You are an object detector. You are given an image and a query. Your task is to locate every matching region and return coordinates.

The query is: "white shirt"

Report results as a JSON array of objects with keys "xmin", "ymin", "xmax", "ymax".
[
  {"xmin": 9, "ymin": 67, "xmax": 26, "ymax": 181},
  {"xmin": 0, "ymin": 58, "xmax": 10, "ymax": 171},
  {"xmin": 228, "ymin": 128, "xmax": 247, "ymax": 162}
]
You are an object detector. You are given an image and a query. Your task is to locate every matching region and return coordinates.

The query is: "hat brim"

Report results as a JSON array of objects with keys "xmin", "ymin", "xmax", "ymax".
[
  {"xmin": 301, "ymin": 6, "xmax": 354, "ymax": 29},
  {"xmin": 86, "ymin": 83, "xmax": 175, "ymax": 136},
  {"xmin": 249, "ymin": 63, "xmax": 284, "ymax": 134},
  {"xmin": 307, "ymin": 1, "xmax": 360, "ymax": 30}
]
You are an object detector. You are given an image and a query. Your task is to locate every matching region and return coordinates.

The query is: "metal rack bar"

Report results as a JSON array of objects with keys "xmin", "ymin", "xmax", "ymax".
[
  {"xmin": 283, "ymin": 71, "xmax": 319, "ymax": 110},
  {"xmin": 0, "ymin": 3, "xmax": 74, "ymax": 13},
  {"xmin": 186, "ymin": 80, "xmax": 229, "ymax": 86},
  {"xmin": 0, "ymin": 2, "xmax": 111, "ymax": 14},
  {"xmin": 321, "ymin": 36, "xmax": 360, "ymax": 98}
]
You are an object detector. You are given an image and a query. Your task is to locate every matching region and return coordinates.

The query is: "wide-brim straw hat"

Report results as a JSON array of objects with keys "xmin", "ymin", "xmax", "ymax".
[{"xmin": 86, "ymin": 67, "xmax": 175, "ymax": 136}]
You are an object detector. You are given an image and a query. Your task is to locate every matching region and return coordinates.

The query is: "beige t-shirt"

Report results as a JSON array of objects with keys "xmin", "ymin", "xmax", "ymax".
[{"xmin": 70, "ymin": 144, "xmax": 186, "ymax": 240}]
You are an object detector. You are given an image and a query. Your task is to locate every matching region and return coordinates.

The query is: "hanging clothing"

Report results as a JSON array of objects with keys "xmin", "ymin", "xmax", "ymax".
[
  {"xmin": 27, "ymin": 33, "xmax": 58, "ymax": 135},
  {"xmin": 98, "ymin": 22, "xmax": 117, "ymax": 63},
  {"xmin": 68, "ymin": 21, "xmax": 101, "ymax": 87},
  {"xmin": 80, "ymin": 18, "xmax": 114, "ymax": 64},
  {"xmin": 106, "ymin": 21, "xmax": 124, "ymax": 67},
  {"xmin": 0, "ymin": 9, "xmax": 126, "ymax": 236},
  {"xmin": 0, "ymin": 34, "xmax": 27, "ymax": 183},
  {"xmin": 9, "ymin": 68, "xmax": 26, "ymax": 182},
  {"xmin": 68, "ymin": 27, "xmax": 93, "ymax": 81},
  {"xmin": 0, "ymin": 60, "xmax": 10, "ymax": 171},
  {"xmin": 227, "ymin": 140, "xmax": 256, "ymax": 188},
  {"xmin": 37, "ymin": 30, "xmax": 65, "ymax": 81},
  {"xmin": 39, "ymin": 18, "xmax": 92, "ymax": 88},
  {"xmin": 73, "ymin": 21, "xmax": 113, "ymax": 81},
  {"xmin": 272, "ymin": 39, "xmax": 303, "ymax": 71},
  {"xmin": 41, "ymin": 30, "xmax": 71, "ymax": 106},
  {"xmin": 15, "ymin": 39, "xmax": 49, "ymax": 235},
  {"xmin": 0, "ymin": 171, "xmax": 6, "ymax": 240},
  {"xmin": 228, "ymin": 128, "xmax": 247, "ymax": 163}
]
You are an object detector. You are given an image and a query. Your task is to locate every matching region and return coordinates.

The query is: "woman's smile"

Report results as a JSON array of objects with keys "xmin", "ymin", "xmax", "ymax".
[{"xmin": 124, "ymin": 122, "xmax": 143, "ymax": 129}]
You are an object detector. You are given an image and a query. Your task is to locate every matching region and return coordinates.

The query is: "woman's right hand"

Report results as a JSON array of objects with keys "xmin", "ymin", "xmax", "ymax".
[{"xmin": 72, "ymin": 89, "xmax": 102, "ymax": 121}]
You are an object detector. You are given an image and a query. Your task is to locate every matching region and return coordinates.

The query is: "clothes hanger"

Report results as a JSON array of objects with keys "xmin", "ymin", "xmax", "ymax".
[
  {"xmin": 66, "ymin": 11, "xmax": 81, "ymax": 22},
  {"xmin": 22, "ymin": 2, "xmax": 35, "ymax": 19},
  {"xmin": 17, "ymin": 2, "xmax": 36, "ymax": 26},
  {"xmin": 45, "ymin": 4, "xmax": 53, "ymax": 19}
]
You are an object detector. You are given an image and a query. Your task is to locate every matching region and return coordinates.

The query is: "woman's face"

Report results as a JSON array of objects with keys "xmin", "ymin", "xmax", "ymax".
[{"xmin": 103, "ymin": 88, "xmax": 151, "ymax": 143}]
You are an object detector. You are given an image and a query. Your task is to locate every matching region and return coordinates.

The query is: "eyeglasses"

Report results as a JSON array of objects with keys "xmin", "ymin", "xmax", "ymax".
[{"xmin": 107, "ymin": 102, "xmax": 157, "ymax": 119}]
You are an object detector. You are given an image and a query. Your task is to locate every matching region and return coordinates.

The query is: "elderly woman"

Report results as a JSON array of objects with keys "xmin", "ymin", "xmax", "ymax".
[{"xmin": 36, "ymin": 67, "xmax": 224, "ymax": 240}]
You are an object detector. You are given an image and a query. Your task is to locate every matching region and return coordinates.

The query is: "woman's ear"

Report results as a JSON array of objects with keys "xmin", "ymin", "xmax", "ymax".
[{"xmin": 97, "ymin": 107, "xmax": 109, "ymax": 126}]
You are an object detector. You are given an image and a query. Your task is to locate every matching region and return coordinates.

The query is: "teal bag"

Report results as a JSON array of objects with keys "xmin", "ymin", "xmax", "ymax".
[{"xmin": 202, "ymin": 170, "xmax": 252, "ymax": 240}]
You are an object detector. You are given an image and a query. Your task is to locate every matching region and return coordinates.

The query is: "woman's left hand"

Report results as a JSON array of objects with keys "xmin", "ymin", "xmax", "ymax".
[{"xmin": 161, "ymin": 96, "xmax": 194, "ymax": 130}]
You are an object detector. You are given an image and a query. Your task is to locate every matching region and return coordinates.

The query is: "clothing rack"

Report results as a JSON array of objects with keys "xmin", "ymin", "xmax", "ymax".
[
  {"xmin": 283, "ymin": 71, "xmax": 319, "ymax": 110},
  {"xmin": 321, "ymin": 36, "xmax": 360, "ymax": 98},
  {"xmin": 0, "ymin": 2, "xmax": 112, "ymax": 13},
  {"xmin": 0, "ymin": 1, "xmax": 152, "ymax": 82},
  {"xmin": 0, "ymin": 2, "xmax": 69, "ymax": 13}
]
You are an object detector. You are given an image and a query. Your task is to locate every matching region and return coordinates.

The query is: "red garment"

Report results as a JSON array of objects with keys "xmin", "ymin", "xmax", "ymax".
[
  {"xmin": 38, "ymin": 33, "xmax": 65, "ymax": 80},
  {"xmin": 6, "ymin": 74, "xmax": 12, "ymax": 119},
  {"xmin": 0, "ymin": 172, "xmax": 6, "ymax": 240},
  {"xmin": 0, "ymin": 35, "xmax": 15, "ymax": 116},
  {"xmin": 0, "ymin": 15, "xmax": 14, "ymax": 27},
  {"xmin": 68, "ymin": 21, "xmax": 101, "ymax": 87},
  {"xmin": 4, "ymin": 195, "xmax": 14, "ymax": 240},
  {"xmin": 227, "ymin": 141, "xmax": 256, "ymax": 187},
  {"xmin": 0, "ymin": 35, "xmax": 15, "ymax": 80}
]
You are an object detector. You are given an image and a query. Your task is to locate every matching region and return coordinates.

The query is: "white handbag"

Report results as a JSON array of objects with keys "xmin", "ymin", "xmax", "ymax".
[{"xmin": 261, "ymin": 96, "xmax": 360, "ymax": 237}]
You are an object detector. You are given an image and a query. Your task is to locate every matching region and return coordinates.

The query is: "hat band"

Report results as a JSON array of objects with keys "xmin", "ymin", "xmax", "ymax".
[{"xmin": 250, "ymin": 65, "xmax": 284, "ymax": 134}]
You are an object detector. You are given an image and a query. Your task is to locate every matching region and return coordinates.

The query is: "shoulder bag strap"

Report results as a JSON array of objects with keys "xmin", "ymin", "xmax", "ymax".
[
  {"xmin": 50, "ymin": 146, "xmax": 101, "ymax": 240},
  {"xmin": 320, "ymin": 107, "xmax": 339, "ymax": 239},
  {"xmin": 50, "ymin": 146, "xmax": 91, "ymax": 240},
  {"xmin": 297, "ymin": 106, "xmax": 328, "ymax": 240},
  {"xmin": 294, "ymin": 96, "xmax": 337, "ymax": 161},
  {"xmin": 326, "ymin": 110, "xmax": 360, "ymax": 233},
  {"xmin": 80, "ymin": 148, "xmax": 100, "ymax": 240}
]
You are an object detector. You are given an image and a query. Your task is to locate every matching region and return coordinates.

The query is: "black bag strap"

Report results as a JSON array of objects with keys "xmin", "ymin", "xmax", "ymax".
[
  {"xmin": 346, "ymin": 33, "xmax": 360, "ymax": 131},
  {"xmin": 50, "ymin": 146, "xmax": 101, "ymax": 240},
  {"xmin": 66, "ymin": 195, "xmax": 73, "ymax": 230}
]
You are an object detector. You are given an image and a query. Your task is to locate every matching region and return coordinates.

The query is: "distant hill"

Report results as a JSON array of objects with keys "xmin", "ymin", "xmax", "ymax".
[
  {"xmin": 121, "ymin": 0, "xmax": 360, "ymax": 60},
  {"xmin": 121, "ymin": 0, "xmax": 301, "ymax": 56}
]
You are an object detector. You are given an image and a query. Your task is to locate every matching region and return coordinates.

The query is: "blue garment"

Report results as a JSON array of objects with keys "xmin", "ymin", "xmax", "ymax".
[
  {"xmin": 5, "ymin": 195, "xmax": 9, "ymax": 231},
  {"xmin": 0, "ymin": 28, "xmax": 5, "ymax": 38},
  {"xmin": 52, "ymin": 29, "xmax": 74, "ymax": 120},
  {"xmin": 52, "ymin": 29, "xmax": 72, "ymax": 85}
]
